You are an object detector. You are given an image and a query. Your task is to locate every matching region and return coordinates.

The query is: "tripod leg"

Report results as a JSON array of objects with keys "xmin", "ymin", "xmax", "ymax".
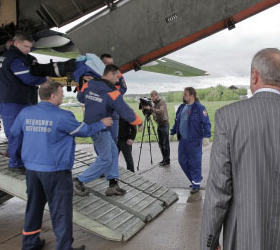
[
  {"xmin": 137, "ymin": 117, "xmax": 147, "ymax": 171},
  {"xmin": 147, "ymin": 120, "xmax": 153, "ymax": 164}
]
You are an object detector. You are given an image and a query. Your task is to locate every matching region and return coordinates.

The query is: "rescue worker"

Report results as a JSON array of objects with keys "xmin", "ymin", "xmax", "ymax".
[
  {"xmin": 100, "ymin": 53, "xmax": 127, "ymax": 143},
  {"xmin": 0, "ymin": 31, "xmax": 47, "ymax": 173},
  {"xmin": 74, "ymin": 64, "xmax": 142, "ymax": 196},
  {"xmin": 10, "ymin": 81, "xmax": 113, "ymax": 250},
  {"xmin": 170, "ymin": 87, "xmax": 211, "ymax": 198}
]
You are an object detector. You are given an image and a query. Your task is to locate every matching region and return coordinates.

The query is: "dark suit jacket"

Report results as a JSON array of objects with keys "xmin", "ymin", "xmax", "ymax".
[{"xmin": 201, "ymin": 91, "xmax": 280, "ymax": 250}]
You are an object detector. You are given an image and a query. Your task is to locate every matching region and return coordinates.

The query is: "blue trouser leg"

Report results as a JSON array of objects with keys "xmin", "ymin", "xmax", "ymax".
[
  {"xmin": 108, "ymin": 119, "xmax": 119, "ymax": 144},
  {"xmin": 0, "ymin": 103, "xmax": 26, "ymax": 168},
  {"xmin": 22, "ymin": 170, "xmax": 46, "ymax": 250},
  {"xmin": 178, "ymin": 139, "xmax": 192, "ymax": 183},
  {"xmin": 78, "ymin": 131, "xmax": 119, "ymax": 183},
  {"xmin": 23, "ymin": 170, "xmax": 74, "ymax": 250},
  {"xmin": 187, "ymin": 139, "xmax": 203, "ymax": 189}
]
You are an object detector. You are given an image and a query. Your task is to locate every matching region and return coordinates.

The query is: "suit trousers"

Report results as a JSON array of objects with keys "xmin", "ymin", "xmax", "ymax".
[{"xmin": 23, "ymin": 169, "xmax": 74, "ymax": 250}]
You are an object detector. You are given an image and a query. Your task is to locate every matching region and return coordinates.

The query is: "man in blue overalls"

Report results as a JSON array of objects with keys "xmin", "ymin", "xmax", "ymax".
[
  {"xmin": 100, "ymin": 54, "xmax": 127, "ymax": 143},
  {"xmin": 75, "ymin": 64, "xmax": 142, "ymax": 196},
  {"xmin": 0, "ymin": 31, "xmax": 47, "ymax": 173},
  {"xmin": 11, "ymin": 81, "xmax": 113, "ymax": 250},
  {"xmin": 170, "ymin": 87, "xmax": 211, "ymax": 198}
]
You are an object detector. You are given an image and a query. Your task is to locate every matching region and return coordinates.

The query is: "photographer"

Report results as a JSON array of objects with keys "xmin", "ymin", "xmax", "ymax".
[{"xmin": 143, "ymin": 90, "xmax": 170, "ymax": 167}]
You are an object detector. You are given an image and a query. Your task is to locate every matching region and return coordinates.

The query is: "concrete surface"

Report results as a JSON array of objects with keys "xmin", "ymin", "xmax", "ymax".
[{"xmin": 0, "ymin": 141, "xmax": 212, "ymax": 250}]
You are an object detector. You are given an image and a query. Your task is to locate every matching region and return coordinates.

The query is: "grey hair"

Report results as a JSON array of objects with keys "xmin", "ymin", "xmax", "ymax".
[
  {"xmin": 251, "ymin": 48, "xmax": 280, "ymax": 86},
  {"xmin": 13, "ymin": 31, "xmax": 34, "ymax": 43}
]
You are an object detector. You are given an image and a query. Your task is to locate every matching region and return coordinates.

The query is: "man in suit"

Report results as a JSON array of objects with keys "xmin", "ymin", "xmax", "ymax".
[{"xmin": 200, "ymin": 48, "xmax": 280, "ymax": 250}]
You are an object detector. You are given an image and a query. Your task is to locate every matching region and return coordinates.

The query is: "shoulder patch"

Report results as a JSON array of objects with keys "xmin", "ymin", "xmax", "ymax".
[{"xmin": 108, "ymin": 90, "xmax": 121, "ymax": 101}]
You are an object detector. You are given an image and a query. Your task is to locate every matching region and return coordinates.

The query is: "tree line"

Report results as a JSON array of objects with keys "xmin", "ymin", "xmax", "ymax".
[{"xmin": 124, "ymin": 85, "xmax": 247, "ymax": 103}]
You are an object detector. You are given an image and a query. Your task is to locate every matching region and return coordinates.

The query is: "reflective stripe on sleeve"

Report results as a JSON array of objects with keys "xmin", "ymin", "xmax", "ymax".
[
  {"xmin": 131, "ymin": 113, "xmax": 143, "ymax": 126},
  {"xmin": 69, "ymin": 122, "xmax": 85, "ymax": 135},
  {"xmin": 23, "ymin": 229, "xmax": 41, "ymax": 235},
  {"xmin": 14, "ymin": 70, "xmax": 30, "ymax": 75}
]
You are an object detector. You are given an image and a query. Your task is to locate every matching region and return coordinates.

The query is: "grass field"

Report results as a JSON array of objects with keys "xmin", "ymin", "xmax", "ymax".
[{"xmin": 63, "ymin": 100, "xmax": 236, "ymax": 144}]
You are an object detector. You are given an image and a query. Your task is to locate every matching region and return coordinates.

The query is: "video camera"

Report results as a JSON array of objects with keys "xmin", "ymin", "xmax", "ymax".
[{"xmin": 139, "ymin": 97, "xmax": 152, "ymax": 117}]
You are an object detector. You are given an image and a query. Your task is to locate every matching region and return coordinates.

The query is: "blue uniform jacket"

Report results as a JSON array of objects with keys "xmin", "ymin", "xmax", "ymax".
[
  {"xmin": 170, "ymin": 101, "xmax": 211, "ymax": 140},
  {"xmin": 10, "ymin": 101, "xmax": 106, "ymax": 172},
  {"xmin": 77, "ymin": 78, "xmax": 141, "ymax": 126},
  {"xmin": 0, "ymin": 45, "xmax": 46, "ymax": 105}
]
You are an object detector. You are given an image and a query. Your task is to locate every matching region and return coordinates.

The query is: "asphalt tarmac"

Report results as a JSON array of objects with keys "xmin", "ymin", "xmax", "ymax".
[{"xmin": 0, "ymin": 141, "xmax": 212, "ymax": 250}]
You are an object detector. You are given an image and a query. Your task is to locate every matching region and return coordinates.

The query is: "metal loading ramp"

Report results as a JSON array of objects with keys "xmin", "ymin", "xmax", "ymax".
[{"xmin": 0, "ymin": 143, "xmax": 178, "ymax": 241}]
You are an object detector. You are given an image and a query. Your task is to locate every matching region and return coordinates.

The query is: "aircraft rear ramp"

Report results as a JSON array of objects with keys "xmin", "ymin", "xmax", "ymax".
[{"xmin": 0, "ymin": 142, "xmax": 178, "ymax": 241}]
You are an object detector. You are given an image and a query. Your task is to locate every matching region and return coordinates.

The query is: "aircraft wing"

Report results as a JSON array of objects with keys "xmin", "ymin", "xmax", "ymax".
[
  {"xmin": 32, "ymin": 49, "xmax": 207, "ymax": 77},
  {"xmin": 1, "ymin": 0, "xmax": 279, "ymax": 73},
  {"xmin": 142, "ymin": 58, "xmax": 207, "ymax": 77}
]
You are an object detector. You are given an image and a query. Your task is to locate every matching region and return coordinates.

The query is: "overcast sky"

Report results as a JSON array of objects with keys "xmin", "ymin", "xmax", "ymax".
[
  {"xmin": 37, "ymin": 4, "xmax": 280, "ymax": 95},
  {"xmin": 123, "ymin": 4, "xmax": 280, "ymax": 94}
]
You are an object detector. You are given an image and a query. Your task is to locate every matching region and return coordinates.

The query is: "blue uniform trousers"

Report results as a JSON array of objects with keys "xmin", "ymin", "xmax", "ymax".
[
  {"xmin": 78, "ymin": 131, "xmax": 119, "ymax": 183},
  {"xmin": 23, "ymin": 170, "xmax": 73, "ymax": 250},
  {"xmin": 178, "ymin": 138, "xmax": 203, "ymax": 189},
  {"xmin": 0, "ymin": 103, "xmax": 26, "ymax": 168},
  {"xmin": 108, "ymin": 119, "xmax": 119, "ymax": 144}
]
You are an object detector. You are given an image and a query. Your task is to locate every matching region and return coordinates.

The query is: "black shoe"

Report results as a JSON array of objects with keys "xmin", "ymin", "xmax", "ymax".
[
  {"xmin": 190, "ymin": 188, "xmax": 200, "ymax": 194},
  {"xmin": 36, "ymin": 239, "xmax": 45, "ymax": 250},
  {"xmin": 73, "ymin": 178, "xmax": 89, "ymax": 197},
  {"xmin": 73, "ymin": 245, "xmax": 85, "ymax": 250},
  {"xmin": 9, "ymin": 167, "xmax": 25, "ymax": 175},
  {"xmin": 159, "ymin": 160, "xmax": 165, "ymax": 166}
]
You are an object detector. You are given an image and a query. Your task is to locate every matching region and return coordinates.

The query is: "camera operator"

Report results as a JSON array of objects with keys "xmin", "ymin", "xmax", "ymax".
[{"xmin": 143, "ymin": 90, "xmax": 170, "ymax": 167}]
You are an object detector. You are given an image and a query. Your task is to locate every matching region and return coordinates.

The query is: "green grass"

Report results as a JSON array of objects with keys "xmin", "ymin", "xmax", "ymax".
[{"xmin": 63, "ymin": 100, "xmax": 236, "ymax": 144}]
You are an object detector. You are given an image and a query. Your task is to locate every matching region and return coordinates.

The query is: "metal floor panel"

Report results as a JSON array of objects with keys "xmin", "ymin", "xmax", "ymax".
[
  {"xmin": 119, "ymin": 168, "xmax": 178, "ymax": 206},
  {"xmin": 85, "ymin": 178, "xmax": 164, "ymax": 222},
  {"xmin": 0, "ymin": 145, "xmax": 178, "ymax": 241}
]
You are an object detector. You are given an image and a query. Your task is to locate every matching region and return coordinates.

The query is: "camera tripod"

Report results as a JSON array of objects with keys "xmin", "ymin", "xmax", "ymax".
[{"xmin": 137, "ymin": 113, "xmax": 163, "ymax": 171}]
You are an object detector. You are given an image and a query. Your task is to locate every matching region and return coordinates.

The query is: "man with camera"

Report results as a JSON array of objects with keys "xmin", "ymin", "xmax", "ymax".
[{"xmin": 143, "ymin": 90, "xmax": 170, "ymax": 167}]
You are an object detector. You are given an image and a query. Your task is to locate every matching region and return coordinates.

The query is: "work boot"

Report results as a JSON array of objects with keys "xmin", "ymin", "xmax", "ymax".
[
  {"xmin": 36, "ymin": 239, "xmax": 46, "ymax": 250},
  {"xmin": 72, "ymin": 245, "xmax": 85, "ymax": 250},
  {"xmin": 73, "ymin": 178, "xmax": 89, "ymax": 197},
  {"xmin": 159, "ymin": 160, "xmax": 165, "ymax": 166},
  {"xmin": 9, "ymin": 167, "xmax": 25, "ymax": 175},
  {"xmin": 105, "ymin": 183, "xmax": 126, "ymax": 196},
  {"xmin": 187, "ymin": 190, "xmax": 202, "ymax": 203},
  {"xmin": 190, "ymin": 187, "xmax": 200, "ymax": 194}
]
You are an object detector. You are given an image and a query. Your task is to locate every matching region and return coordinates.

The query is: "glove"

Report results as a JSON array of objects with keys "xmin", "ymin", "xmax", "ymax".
[
  {"xmin": 203, "ymin": 138, "xmax": 209, "ymax": 146},
  {"xmin": 169, "ymin": 135, "xmax": 174, "ymax": 142}
]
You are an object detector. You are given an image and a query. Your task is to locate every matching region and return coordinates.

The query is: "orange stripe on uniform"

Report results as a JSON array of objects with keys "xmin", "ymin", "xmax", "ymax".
[
  {"xmin": 115, "ymin": 85, "xmax": 120, "ymax": 90},
  {"xmin": 131, "ymin": 113, "xmax": 143, "ymax": 126},
  {"xmin": 23, "ymin": 229, "xmax": 41, "ymax": 235},
  {"xmin": 108, "ymin": 90, "xmax": 120, "ymax": 101},
  {"xmin": 81, "ymin": 82, "xmax": 88, "ymax": 92}
]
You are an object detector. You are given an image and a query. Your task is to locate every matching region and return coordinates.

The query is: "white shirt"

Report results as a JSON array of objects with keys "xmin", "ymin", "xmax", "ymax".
[{"xmin": 254, "ymin": 87, "xmax": 280, "ymax": 95}]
